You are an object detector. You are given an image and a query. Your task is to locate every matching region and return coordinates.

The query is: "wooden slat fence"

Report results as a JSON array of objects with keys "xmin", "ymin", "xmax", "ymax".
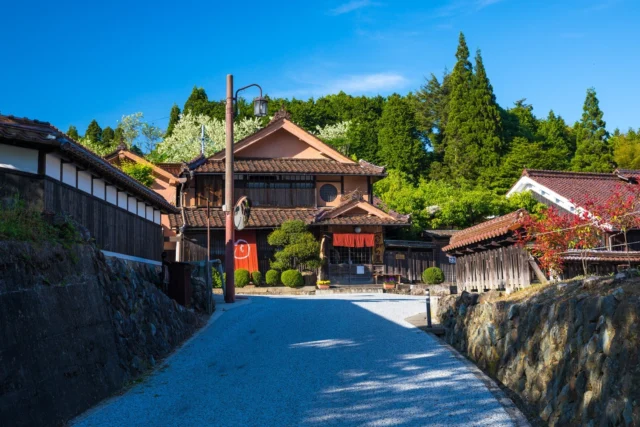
[{"xmin": 455, "ymin": 246, "xmax": 531, "ymax": 293}]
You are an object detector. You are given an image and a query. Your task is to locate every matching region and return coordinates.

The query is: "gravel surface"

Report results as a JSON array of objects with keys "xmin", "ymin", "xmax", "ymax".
[{"xmin": 73, "ymin": 294, "xmax": 515, "ymax": 427}]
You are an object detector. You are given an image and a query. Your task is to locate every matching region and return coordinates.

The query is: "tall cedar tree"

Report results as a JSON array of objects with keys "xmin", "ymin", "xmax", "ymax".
[
  {"xmin": 66, "ymin": 125, "xmax": 80, "ymax": 140},
  {"xmin": 346, "ymin": 95, "xmax": 385, "ymax": 163},
  {"xmin": 571, "ymin": 88, "xmax": 613, "ymax": 172},
  {"xmin": 443, "ymin": 33, "xmax": 476, "ymax": 181},
  {"xmin": 416, "ymin": 72, "xmax": 450, "ymax": 157},
  {"xmin": 102, "ymin": 126, "xmax": 115, "ymax": 146},
  {"xmin": 85, "ymin": 120, "xmax": 103, "ymax": 144},
  {"xmin": 377, "ymin": 94, "xmax": 428, "ymax": 179},
  {"xmin": 165, "ymin": 104, "xmax": 181, "ymax": 137},
  {"xmin": 473, "ymin": 50, "xmax": 504, "ymax": 187}
]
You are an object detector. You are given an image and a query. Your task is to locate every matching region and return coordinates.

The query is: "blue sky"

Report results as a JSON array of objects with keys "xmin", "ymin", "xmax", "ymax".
[{"xmin": 1, "ymin": 0, "xmax": 639, "ymax": 134}]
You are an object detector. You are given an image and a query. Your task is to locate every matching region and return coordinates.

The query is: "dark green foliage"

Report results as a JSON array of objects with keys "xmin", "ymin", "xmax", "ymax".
[
  {"xmin": 281, "ymin": 269, "xmax": 303, "ymax": 288},
  {"xmin": 265, "ymin": 269, "xmax": 280, "ymax": 286},
  {"xmin": 66, "ymin": 125, "xmax": 80, "ymax": 140},
  {"xmin": 234, "ymin": 268, "xmax": 250, "ymax": 287},
  {"xmin": 120, "ymin": 161, "xmax": 154, "ymax": 187},
  {"xmin": 113, "ymin": 126, "xmax": 125, "ymax": 146},
  {"xmin": 267, "ymin": 220, "xmax": 322, "ymax": 271},
  {"xmin": 571, "ymin": 88, "xmax": 613, "ymax": 172},
  {"xmin": 85, "ymin": 119, "xmax": 103, "ymax": 144},
  {"xmin": 102, "ymin": 126, "xmax": 115, "ymax": 146},
  {"xmin": 377, "ymin": 94, "xmax": 428, "ymax": 179},
  {"xmin": 251, "ymin": 271, "xmax": 262, "ymax": 285},
  {"xmin": 422, "ymin": 267, "xmax": 444, "ymax": 284},
  {"xmin": 165, "ymin": 104, "xmax": 181, "ymax": 137}
]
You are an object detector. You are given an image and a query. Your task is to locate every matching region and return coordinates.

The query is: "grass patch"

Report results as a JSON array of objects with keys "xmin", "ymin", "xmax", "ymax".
[{"xmin": 0, "ymin": 198, "xmax": 82, "ymax": 247}]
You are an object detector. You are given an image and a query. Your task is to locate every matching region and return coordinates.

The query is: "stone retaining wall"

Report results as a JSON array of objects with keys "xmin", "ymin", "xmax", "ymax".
[
  {"xmin": 0, "ymin": 241, "xmax": 202, "ymax": 427},
  {"xmin": 438, "ymin": 276, "xmax": 639, "ymax": 426}
]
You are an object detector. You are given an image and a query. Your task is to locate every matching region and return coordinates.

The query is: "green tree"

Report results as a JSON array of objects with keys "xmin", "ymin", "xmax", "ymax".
[
  {"xmin": 85, "ymin": 120, "xmax": 102, "ymax": 144},
  {"xmin": 120, "ymin": 161, "xmax": 154, "ymax": 187},
  {"xmin": 165, "ymin": 104, "xmax": 181, "ymax": 137},
  {"xmin": 612, "ymin": 128, "xmax": 640, "ymax": 169},
  {"xmin": 66, "ymin": 125, "xmax": 80, "ymax": 140},
  {"xmin": 113, "ymin": 126, "xmax": 125, "ymax": 146},
  {"xmin": 571, "ymin": 88, "xmax": 613, "ymax": 172},
  {"xmin": 267, "ymin": 220, "xmax": 322, "ymax": 271},
  {"xmin": 102, "ymin": 126, "xmax": 115, "ymax": 146},
  {"xmin": 377, "ymin": 94, "xmax": 428, "ymax": 179},
  {"xmin": 416, "ymin": 71, "xmax": 450, "ymax": 157}
]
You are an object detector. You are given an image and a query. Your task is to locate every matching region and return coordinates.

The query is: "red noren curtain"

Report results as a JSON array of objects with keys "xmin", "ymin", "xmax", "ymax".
[{"xmin": 333, "ymin": 233, "xmax": 375, "ymax": 248}]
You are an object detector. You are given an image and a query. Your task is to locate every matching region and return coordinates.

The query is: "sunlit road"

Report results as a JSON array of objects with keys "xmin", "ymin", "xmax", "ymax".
[{"xmin": 73, "ymin": 294, "xmax": 517, "ymax": 426}]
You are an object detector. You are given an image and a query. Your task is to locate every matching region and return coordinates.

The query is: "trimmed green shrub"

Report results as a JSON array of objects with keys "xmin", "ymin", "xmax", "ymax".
[
  {"xmin": 265, "ymin": 269, "xmax": 280, "ymax": 286},
  {"xmin": 422, "ymin": 267, "xmax": 444, "ymax": 284},
  {"xmin": 251, "ymin": 271, "xmax": 262, "ymax": 285},
  {"xmin": 235, "ymin": 268, "xmax": 251, "ymax": 287},
  {"xmin": 281, "ymin": 269, "xmax": 303, "ymax": 288}
]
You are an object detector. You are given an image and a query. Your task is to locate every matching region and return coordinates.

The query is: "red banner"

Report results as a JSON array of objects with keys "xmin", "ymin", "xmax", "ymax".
[
  {"xmin": 234, "ymin": 230, "xmax": 259, "ymax": 272},
  {"xmin": 333, "ymin": 233, "xmax": 375, "ymax": 248}
]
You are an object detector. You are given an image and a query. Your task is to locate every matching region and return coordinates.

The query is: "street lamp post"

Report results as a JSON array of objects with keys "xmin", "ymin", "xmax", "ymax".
[{"xmin": 224, "ymin": 74, "xmax": 268, "ymax": 303}]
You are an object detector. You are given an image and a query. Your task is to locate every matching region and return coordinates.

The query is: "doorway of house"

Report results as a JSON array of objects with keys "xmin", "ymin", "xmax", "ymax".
[{"xmin": 328, "ymin": 246, "xmax": 373, "ymax": 285}]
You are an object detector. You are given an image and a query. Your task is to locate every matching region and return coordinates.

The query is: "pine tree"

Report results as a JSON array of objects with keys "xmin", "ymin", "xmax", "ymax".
[
  {"xmin": 377, "ymin": 94, "xmax": 428, "ymax": 179},
  {"xmin": 537, "ymin": 110, "xmax": 574, "ymax": 161},
  {"xmin": 85, "ymin": 120, "xmax": 102, "ymax": 144},
  {"xmin": 102, "ymin": 126, "xmax": 115, "ymax": 146},
  {"xmin": 66, "ymin": 125, "xmax": 80, "ymax": 140},
  {"xmin": 165, "ymin": 104, "xmax": 181, "ymax": 137},
  {"xmin": 416, "ymin": 71, "xmax": 451, "ymax": 156},
  {"xmin": 571, "ymin": 88, "xmax": 613, "ymax": 172},
  {"xmin": 184, "ymin": 86, "xmax": 214, "ymax": 117}
]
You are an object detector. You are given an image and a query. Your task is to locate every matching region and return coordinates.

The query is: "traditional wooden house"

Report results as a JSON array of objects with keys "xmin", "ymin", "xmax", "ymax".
[
  {"xmin": 167, "ymin": 113, "xmax": 448, "ymax": 284},
  {"xmin": 104, "ymin": 145, "xmax": 183, "ymax": 259},
  {"xmin": 0, "ymin": 115, "xmax": 178, "ymax": 264},
  {"xmin": 445, "ymin": 168, "xmax": 640, "ymax": 292}
]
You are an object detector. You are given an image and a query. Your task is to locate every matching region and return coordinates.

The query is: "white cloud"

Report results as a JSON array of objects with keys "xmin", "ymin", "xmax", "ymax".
[
  {"xmin": 326, "ymin": 73, "xmax": 408, "ymax": 93},
  {"xmin": 273, "ymin": 72, "xmax": 409, "ymax": 98},
  {"xmin": 329, "ymin": 0, "xmax": 373, "ymax": 15}
]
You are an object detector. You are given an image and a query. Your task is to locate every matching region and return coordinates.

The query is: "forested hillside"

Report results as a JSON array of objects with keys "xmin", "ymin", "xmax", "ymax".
[{"xmin": 72, "ymin": 33, "xmax": 640, "ymax": 232}]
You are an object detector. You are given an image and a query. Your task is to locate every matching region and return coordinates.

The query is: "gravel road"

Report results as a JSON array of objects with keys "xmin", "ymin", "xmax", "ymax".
[{"xmin": 73, "ymin": 294, "xmax": 517, "ymax": 426}]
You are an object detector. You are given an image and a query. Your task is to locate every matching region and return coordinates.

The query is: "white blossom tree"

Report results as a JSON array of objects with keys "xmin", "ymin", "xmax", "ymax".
[
  {"xmin": 313, "ymin": 121, "xmax": 351, "ymax": 155},
  {"xmin": 154, "ymin": 112, "xmax": 262, "ymax": 162}
]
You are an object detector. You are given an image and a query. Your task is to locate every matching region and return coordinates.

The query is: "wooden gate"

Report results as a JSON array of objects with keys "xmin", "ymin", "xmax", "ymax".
[
  {"xmin": 383, "ymin": 251, "xmax": 433, "ymax": 282},
  {"xmin": 455, "ymin": 246, "xmax": 531, "ymax": 293}
]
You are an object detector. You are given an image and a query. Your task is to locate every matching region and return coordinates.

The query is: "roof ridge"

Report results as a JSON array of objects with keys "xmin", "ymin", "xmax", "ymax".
[{"xmin": 524, "ymin": 168, "xmax": 618, "ymax": 179}]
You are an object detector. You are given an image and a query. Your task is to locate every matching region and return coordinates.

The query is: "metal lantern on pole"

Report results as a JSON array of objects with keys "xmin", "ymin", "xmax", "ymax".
[{"xmin": 224, "ymin": 75, "xmax": 268, "ymax": 304}]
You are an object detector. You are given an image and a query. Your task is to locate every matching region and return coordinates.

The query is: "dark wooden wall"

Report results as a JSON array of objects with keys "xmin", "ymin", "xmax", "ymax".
[{"xmin": 1, "ymin": 168, "xmax": 163, "ymax": 261}]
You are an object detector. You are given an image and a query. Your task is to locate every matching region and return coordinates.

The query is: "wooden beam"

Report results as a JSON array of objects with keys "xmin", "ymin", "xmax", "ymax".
[{"xmin": 528, "ymin": 256, "xmax": 548, "ymax": 284}]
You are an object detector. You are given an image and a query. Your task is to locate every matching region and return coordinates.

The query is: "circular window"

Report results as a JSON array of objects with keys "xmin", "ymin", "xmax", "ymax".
[{"xmin": 319, "ymin": 184, "xmax": 338, "ymax": 202}]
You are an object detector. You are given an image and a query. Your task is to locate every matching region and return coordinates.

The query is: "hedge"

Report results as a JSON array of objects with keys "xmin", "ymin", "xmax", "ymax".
[
  {"xmin": 251, "ymin": 271, "xmax": 262, "ymax": 285},
  {"xmin": 265, "ymin": 269, "xmax": 280, "ymax": 286},
  {"xmin": 422, "ymin": 267, "xmax": 444, "ymax": 284},
  {"xmin": 235, "ymin": 268, "xmax": 251, "ymax": 287}
]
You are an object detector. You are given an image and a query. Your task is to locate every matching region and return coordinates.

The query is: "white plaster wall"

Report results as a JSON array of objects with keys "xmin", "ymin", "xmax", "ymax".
[
  {"xmin": 154, "ymin": 210, "xmax": 161, "ymax": 225},
  {"xmin": 128, "ymin": 196, "xmax": 137, "ymax": 214},
  {"xmin": 118, "ymin": 191, "xmax": 128, "ymax": 209},
  {"xmin": 45, "ymin": 153, "xmax": 61, "ymax": 180},
  {"xmin": 78, "ymin": 171, "xmax": 92, "ymax": 194},
  {"xmin": 62, "ymin": 163, "xmax": 77, "ymax": 187},
  {"xmin": 137, "ymin": 201, "xmax": 146, "ymax": 218},
  {"xmin": 146, "ymin": 206, "xmax": 154, "ymax": 221},
  {"xmin": 0, "ymin": 144, "xmax": 38, "ymax": 173},
  {"xmin": 92, "ymin": 179, "xmax": 105, "ymax": 200},
  {"xmin": 106, "ymin": 186, "xmax": 117, "ymax": 205}
]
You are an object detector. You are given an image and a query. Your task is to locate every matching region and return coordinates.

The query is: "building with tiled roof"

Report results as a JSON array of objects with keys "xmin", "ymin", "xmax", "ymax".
[
  {"xmin": 0, "ymin": 115, "xmax": 178, "ymax": 263},
  {"xmin": 165, "ymin": 116, "xmax": 438, "ymax": 284}
]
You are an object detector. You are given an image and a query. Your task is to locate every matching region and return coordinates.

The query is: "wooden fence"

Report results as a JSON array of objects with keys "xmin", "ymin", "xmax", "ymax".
[
  {"xmin": 455, "ymin": 245, "xmax": 531, "ymax": 293},
  {"xmin": 1, "ymin": 169, "xmax": 163, "ymax": 261}
]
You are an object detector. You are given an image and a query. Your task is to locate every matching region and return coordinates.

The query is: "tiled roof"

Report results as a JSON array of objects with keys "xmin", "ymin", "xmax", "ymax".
[
  {"xmin": 312, "ymin": 214, "xmax": 409, "ymax": 226},
  {"xmin": 156, "ymin": 163, "xmax": 184, "ymax": 176},
  {"xmin": 169, "ymin": 208, "xmax": 318, "ymax": 229},
  {"xmin": 0, "ymin": 115, "xmax": 178, "ymax": 213},
  {"xmin": 443, "ymin": 210, "xmax": 526, "ymax": 252},
  {"xmin": 562, "ymin": 250, "xmax": 640, "ymax": 262},
  {"xmin": 371, "ymin": 196, "xmax": 410, "ymax": 221},
  {"xmin": 519, "ymin": 169, "xmax": 640, "ymax": 208},
  {"xmin": 190, "ymin": 158, "xmax": 386, "ymax": 176},
  {"xmin": 169, "ymin": 204, "xmax": 410, "ymax": 229}
]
